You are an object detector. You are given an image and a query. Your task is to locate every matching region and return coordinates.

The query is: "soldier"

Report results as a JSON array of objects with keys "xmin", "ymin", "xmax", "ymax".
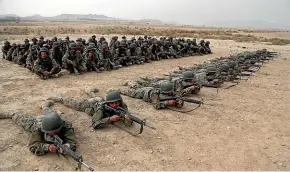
[
  {"xmin": 62, "ymin": 43, "xmax": 87, "ymax": 75},
  {"xmin": 48, "ymin": 90, "xmax": 132, "ymax": 129},
  {"xmin": 91, "ymin": 35, "xmax": 98, "ymax": 46},
  {"xmin": 16, "ymin": 44, "xmax": 29, "ymax": 66},
  {"xmin": 84, "ymin": 45, "xmax": 101, "ymax": 73},
  {"xmin": 116, "ymin": 81, "xmax": 184, "ymax": 109},
  {"xmin": 116, "ymin": 41, "xmax": 133, "ymax": 66},
  {"xmin": 0, "ymin": 101, "xmax": 76, "ymax": 156},
  {"xmin": 1, "ymin": 41, "xmax": 11, "ymax": 59},
  {"xmin": 50, "ymin": 41, "xmax": 64, "ymax": 67},
  {"xmin": 30, "ymin": 37, "xmax": 38, "ymax": 49},
  {"xmin": 109, "ymin": 36, "xmax": 119, "ymax": 55},
  {"xmin": 149, "ymin": 41, "xmax": 161, "ymax": 61},
  {"xmin": 24, "ymin": 39, "xmax": 30, "ymax": 51},
  {"xmin": 6, "ymin": 43, "xmax": 17, "ymax": 61},
  {"xmin": 127, "ymin": 42, "xmax": 143, "ymax": 64},
  {"xmin": 172, "ymin": 71, "xmax": 204, "ymax": 96},
  {"xmin": 205, "ymin": 41, "xmax": 212, "ymax": 54},
  {"xmin": 26, "ymin": 45, "xmax": 39, "ymax": 71},
  {"xmin": 99, "ymin": 41, "xmax": 122, "ymax": 71},
  {"xmin": 34, "ymin": 47, "xmax": 61, "ymax": 80}
]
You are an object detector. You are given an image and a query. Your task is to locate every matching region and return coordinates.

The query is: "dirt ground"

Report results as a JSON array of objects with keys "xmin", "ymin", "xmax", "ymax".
[{"xmin": 1, "ymin": 27, "xmax": 290, "ymax": 171}]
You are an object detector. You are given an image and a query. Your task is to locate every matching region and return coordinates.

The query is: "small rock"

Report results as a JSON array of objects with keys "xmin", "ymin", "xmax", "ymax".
[
  {"xmin": 240, "ymin": 119, "xmax": 244, "ymax": 121},
  {"xmin": 276, "ymin": 153, "xmax": 279, "ymax": 156},
  {"xmin": 112, "ymin": 141, "xmax": 117, "ymax": 145},
  {"xmin": 9, "ymin": 145, "xmax": 13, "ymax": 147},
  {"xmin": 263, "ymin": 147, "xmax": 268, "ymax": 149},
  {"xmin": 18, "ymin": 132, "xmax": 23, "ymax": 134},
  {"xmin": 188, "ymin": 158, "xmax": 192, "ymax": 160},
  {"xmin": 281, "ymin": 144, "xmax": 286, "ymax": 146},
  {"xmin": 272, "ymin": 160, "xmax": 277, "ymax": 163},
  {"xmin": 34, "ymin": 168, "xmax": 39, "ymax": 171},
  {"xmin": 278, "ymin": 162, "xmax": 283, "ymax": 166},
  {"xmin": 87, "ymin": 153, "xmax": 90, "ymax": 155},
  {"xmin": 113, "ymin": 157, "xmax": 116, "ymax": 160},
  {"xmin": 150, "ymin": 150, "xmax": 153, "ymax": 154},
  {"xmin": 157, "ymin": 137, "xmax": 161, "ymax": 139}
]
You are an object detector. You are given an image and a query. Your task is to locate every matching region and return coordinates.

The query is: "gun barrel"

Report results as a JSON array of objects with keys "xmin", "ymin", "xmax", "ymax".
[
  {"xmin": 81, "ymin": 162, "xmax": 94, "ymax": 171},
  {"xmin": 181, "ymin": 97, "xmax": 202, "ymax": 104}
]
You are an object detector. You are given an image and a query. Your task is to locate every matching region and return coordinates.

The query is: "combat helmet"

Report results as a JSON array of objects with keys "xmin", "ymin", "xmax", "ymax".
[
  {"xmin": 41, "ymin": 112, "xmax": 63, "ymax": 133},
  {"xmin": 31, "ymin": 45, "xmax": 38, "ymax": 50},
  {"xmin": 160, "ymin": 81, "xmax": 174, "ymax": 94},
  {"xmin": 69, "ymin": 43, "xmax": 77, "ymax": 49},
  {"xmin": 106, "ymin": 91, "xmax": 123, "ymax": 103},
  {"xmin": 182, "ymin": 71, "xmax": 195, "ymax": 80},
  {"xmin": 39, "ymin": 47, "xmax": 49, "ymax": 53}
]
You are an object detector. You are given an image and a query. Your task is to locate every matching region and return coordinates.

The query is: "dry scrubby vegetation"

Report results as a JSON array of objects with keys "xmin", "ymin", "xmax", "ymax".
[{"xmin": 0, "ymin": 22, "xmax": 289, "ymax": 45}]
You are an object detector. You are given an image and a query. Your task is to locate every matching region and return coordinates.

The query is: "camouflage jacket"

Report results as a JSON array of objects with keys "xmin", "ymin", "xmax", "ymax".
[
  {"xmin": 62, "ymin": 50, "xmax": 86, "ymax": 67},
  {"xmin": 34, "ymin": 57, "xmax": 60, "ymax": 73},
  {"xmin": 29, "ymin": 120, "xmax": 76, "ymax": 156},
  {"xmin": 92, "ymin": 101, "xmax": 130, "ymax": 129}
]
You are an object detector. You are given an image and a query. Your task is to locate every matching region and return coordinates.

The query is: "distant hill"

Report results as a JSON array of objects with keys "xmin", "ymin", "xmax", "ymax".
[
  {"xmin": 203, "ymin": 20, "xmax": 290, "ymax": 31},
  {"xmin": 1, "ymin": 14, "xmax": 289, "ymax": 30},
  {"xmin": 0, "ymin": 14, "xmax": 20, "ymax": 21},
  {"xmin": 21, "ymin": 14, "xmax": 120, "ymax": 22},
  {"xmin": 0, "ymin": 14, "xmax": 164, "ymax": 24}
]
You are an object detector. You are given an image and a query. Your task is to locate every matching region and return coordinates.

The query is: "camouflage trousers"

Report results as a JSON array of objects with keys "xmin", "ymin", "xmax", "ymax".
[
  {"xmin": 0, "ymin": 112, "xmax": 44, "ymax": 132},
  {"xmin": 52, "ymin": 97, "xmax": 103, "ymax": 116},
  {"xmin": 120, "ymin": 87, "xmax": 154, "ymax": 103},
  {"xmin": 0, "ymin": 102, "xmax": 56, "ymax": 132}
]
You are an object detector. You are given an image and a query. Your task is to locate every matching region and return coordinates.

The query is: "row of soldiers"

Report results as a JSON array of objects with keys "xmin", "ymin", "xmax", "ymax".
[
  {"xmin": 0, "ymin": 49, "xmax": 278, "ymax": 170},
  {"xmin": 1, "ymin": 35, "xmax": 212, "ymax": 79},
  {"xmin": 109, "ymin": 49, "xmax": 278, "ymax": 109}
]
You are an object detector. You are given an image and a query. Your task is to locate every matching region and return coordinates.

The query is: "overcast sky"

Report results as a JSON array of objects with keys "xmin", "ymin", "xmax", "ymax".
[{"xmin": 0, "ymin": 0, "xmax": 288, "ymax": 26}]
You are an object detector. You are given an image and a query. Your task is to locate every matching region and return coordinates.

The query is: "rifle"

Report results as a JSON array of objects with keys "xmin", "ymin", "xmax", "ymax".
[
  {"xmin": 104, "ymin": 105, "xmax": 156, "ymax": 134},
  {"xmin": 161, "ymin": 96, "xmax": 203, "ymax": 105},
  {"xmin": 52, "ymin": 135, "xmax": 94, "ymax": 171}
]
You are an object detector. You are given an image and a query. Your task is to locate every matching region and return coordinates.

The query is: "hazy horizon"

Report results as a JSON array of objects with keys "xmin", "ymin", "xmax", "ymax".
[{"xmin": 0, "ymin": 0, "xmax": 289, "ymax": 29}]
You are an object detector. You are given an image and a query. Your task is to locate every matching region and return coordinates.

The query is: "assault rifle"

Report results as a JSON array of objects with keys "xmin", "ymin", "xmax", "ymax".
[
  {"xmin": 53, "ymin": 135, "xmax": 94, "ymax": 171},
  {"xmin": 161, "ymin": 96, "xmax": 203, "ymax": 105},
  {"xmin": 104, "ymin": 105, "xmax": 156, "ymax": 134}
]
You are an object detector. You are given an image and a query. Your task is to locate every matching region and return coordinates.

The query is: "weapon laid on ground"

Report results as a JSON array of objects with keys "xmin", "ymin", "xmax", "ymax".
[
  {"xmin": 53, "ymin": 135, "xmax": 94, "ymax": 171},
  {"xmin": 104, "ymin": 105, "xmax": 156, "ymax": 134},
  {"xmin": 161, "ymin": 96, "xmax": 203, "ymax": 105}
]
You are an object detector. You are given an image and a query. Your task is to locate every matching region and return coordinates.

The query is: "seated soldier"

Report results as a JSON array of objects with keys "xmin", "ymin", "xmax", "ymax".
[
  {"xmin": 62, "ymin": 43, "xmax": 87, "ymax": 75},
  {"xmin": 34, "ymin": 47, "xmax": 61, "ymax": 80}
]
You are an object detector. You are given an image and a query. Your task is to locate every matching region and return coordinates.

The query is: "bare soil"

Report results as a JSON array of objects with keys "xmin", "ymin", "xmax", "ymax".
[{"xmin": 1, "ymin": 27, "xmax": 290, "ymax": 170}]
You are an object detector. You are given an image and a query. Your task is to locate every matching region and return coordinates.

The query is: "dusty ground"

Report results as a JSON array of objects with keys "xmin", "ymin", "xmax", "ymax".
[{"xmin": 1, "ymin": 25, "xmax": 290, "ymax": 171}]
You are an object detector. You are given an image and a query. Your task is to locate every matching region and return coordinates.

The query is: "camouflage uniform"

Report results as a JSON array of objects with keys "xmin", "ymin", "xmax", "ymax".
[
  {"xmin": 1, "ymin": 41, "xmax": 11, "ymax": 59},
  {"xmin": 84, "ymin": 46, "xmax": 101, "ymax": 72},
  {"xmin": 34, "ymin": 47, "xmax": 61, "ymax": 79},
  {"xmin": 6, "ymin": 43, "xmax": 17, "ymax": 61},
  {"xmin": 0, "ymin": 102, "xmax": 76, "ymax": 156},
  {"xmin": 16, "ymin": 44, "xmax": 29, "ymax": 66},
  {"xmin": 117, "ymin": 81, "xmax": 183, "ymax": 109},
  {"xmin": 26, "ymin": 45, "xmax": 39, "ymax": 71},
  {"xmin": 49, "ymin": 90, "xmax": 130, "ymax": 129},
  {"xmin": 62, "ymin": 43, "xmax": 87, "ymax": 75},
  {"xmin": 50, "ymin": 42, "xmax": 64, "ymax": 67}
]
